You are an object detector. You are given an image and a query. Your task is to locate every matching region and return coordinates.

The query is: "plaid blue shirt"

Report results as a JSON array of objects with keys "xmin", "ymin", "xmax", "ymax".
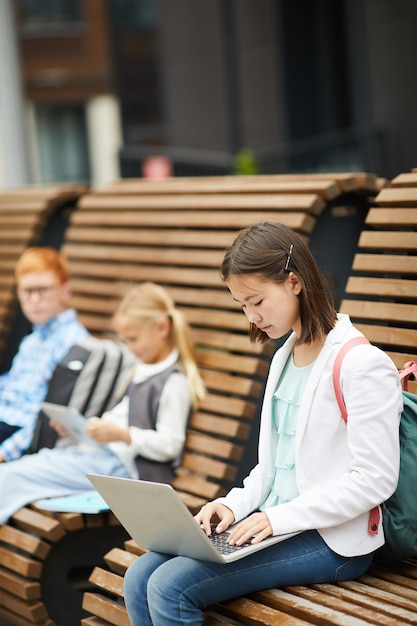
[{"xmin": 0, "ymin": 308, "xmax": 90, "ymax": 461}]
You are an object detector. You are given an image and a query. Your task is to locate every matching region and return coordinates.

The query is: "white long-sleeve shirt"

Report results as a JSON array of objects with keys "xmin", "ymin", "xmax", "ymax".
[{"xmin": 90, "ymin": 349, "xmax": 191, "ymax": 478}]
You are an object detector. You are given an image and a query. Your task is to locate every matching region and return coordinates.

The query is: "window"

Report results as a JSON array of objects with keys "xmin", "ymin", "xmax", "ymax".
[{"xmin": 36, "ymin": 105, "xmax": 90, "ymax": 183}]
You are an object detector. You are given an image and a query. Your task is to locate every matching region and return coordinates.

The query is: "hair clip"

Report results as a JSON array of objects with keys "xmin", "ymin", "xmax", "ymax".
[{"xmin": 284, "ymin": 244, "xmax": 293, "ymax": 271}]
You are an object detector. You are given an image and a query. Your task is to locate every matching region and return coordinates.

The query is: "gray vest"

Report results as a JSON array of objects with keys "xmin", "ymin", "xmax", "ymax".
[{"xmin": 128, "ymin": 363, "xmax": 185, "ymax": 483}]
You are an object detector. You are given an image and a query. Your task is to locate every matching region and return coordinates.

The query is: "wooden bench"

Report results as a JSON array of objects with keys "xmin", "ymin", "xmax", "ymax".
[
  {"xmin": 0, "ymin": 184, "xmax": 88, "ymax": 369},
  {"xmin": 0, "ymin": 173, "xmax": 383, "ymax": 626},
  {"xmin": 339, "ymin": 169, "xmax": 417, "ymax": 394},
  {"xmin": 77, "ymin": 170, "xmax": 417, "ymax": 626}
]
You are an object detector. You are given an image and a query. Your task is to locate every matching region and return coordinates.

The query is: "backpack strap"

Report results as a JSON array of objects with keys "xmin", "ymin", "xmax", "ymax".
[
  {"xmin": 333, "ymin": 337, "xmax": 370, "ymax": 423},
  {"xmin": 399, "ymin": 361, "xmax": 417, "ymax": 392},
  {"xmin": 333, "ymin": 336, "xmax": 380, "ymax": 535}
]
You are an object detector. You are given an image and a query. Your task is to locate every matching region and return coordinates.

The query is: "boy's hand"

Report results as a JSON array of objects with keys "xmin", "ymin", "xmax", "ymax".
[
  {"xmin": 49, "ymin": 419, "xmax": 69, "ymax": 438},
  {"xmin": 85, "ymin": 418, "xmax": 131, "ymax": 444}
]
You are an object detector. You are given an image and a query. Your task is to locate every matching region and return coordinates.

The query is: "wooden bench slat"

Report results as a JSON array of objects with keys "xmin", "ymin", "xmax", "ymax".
[
  {"xmin": 192, "ymin": 327, "xmax": 269, "ymax": 355},
  {"xmin": 0, "ymin": 185, "xmax": 86, "ymax": 201},
  {"xmin": 345, "ymin": 277, "xmax": 417, "ymax": 299},
  {"xmin": 0, "ymin": 606, "xmax": 53, "ymax": 626},
  {"xmin": 365, "ymin": 207, "xmax": 417, "ymax": 228},
  {"xmin": 200, "ymin": 393, "xmax": 257, "ymax": 420},
  {"xmin": 339, "ymin": 578, "xmax": 417, "ymax": 611},
  {"xmin": 358, "ymin": 231, "xmax": 417, "ymax": 251},
  {"xmin": 390, "ymin": 173, "xmax": 417, "ymax": 187},
  {"xmin": 78, "ymin": 193, "xmax": 325, "ymax": 215},
  {"xmin": 99, "ymin": 177, "xmax": 342, "ymax": 199},
  {"xmin": 190, "ymin": 412, "xmax": 250, "ymax": 439},
  {"xmin": 180, "ymin": 452, "xmax": 238, "ymax": 484},
  {"xmin": 0, "ymin": 547, "xmax": 42, "ymax": 580},
  {"xmin": 0, "ymin": 568, "xmax": 41, "ymax": 601},
  {"xmin": 69, "ymin": 299, "xmax": 246, "ymax": 330},
  {"xmin": 105, "ymin": 171, "xmax": 382, "ymax": 194},
  {"xmin": 352, "ymin": 253, "xmax": 417, "ymax": 275},
  {"xmin": 104, "ymin": 548, "xmax": 139, "ymax": 575},
  {"xmin": 0, "ymin": 599, "xmax": 49, "ymax": 626},
  {"xmin": 184, "ymin": 307, "xmax": 248, "ymax": 332},
  {"xmin": 367, "ymin": 565, "xmax": 417, "ymax": 590},
  {"xmin": 67, "ymin": 284, "xmax": 239, "ymax": 312},
  {"xmin": 67, "ymin": 260, "xmax": 223, "ymax": 284},
  {"xmin": 65, "ymin": 227, "xmax": 240, "ymax": 248},
  {"xmin": 123, "ymin": 540, "xmax": 145, "ymax": 557},
  {"xmin": 88, "ymin": 567, "xmax": 124, "ymax": 599},
  {"xmin": 0, "ymin": 227, "xmax": 40, "ymax": 241},
  {"xmin": 81, "ymin": 617, "xmax": 110, "ymax": 626},
  {"xmin": 197, "ymin": 349, "xmax": 270, "ymax": 376},
  {"xmin": 375, "ymin": 187, "xmax": 417, "ymax": 206},
  {"xmin": 172, "ymin": 473, "xmax": 228, "ymax": 500},
  {"xmin": 202, "ymin": 369, "xmax": 264, "ymax": 397},
  {"xmin": 64, "ymin": 243, "xmax": 225, "ymax": 267},
  {"xmin": 82, "ymin": 593, "xmax": 130, "ymax": 626},
  {"xmin": 386, "ymin": 351, "xmax": 417, "ymax": 369},
  {"xmin": 355, "ymin": 574, "xmax": 417, "ymax": 604},
  {"xmin": 0, "ymin": 526, "xmax": 50, "ymax": 561},
  {"xmin": 71, "ymin": 209, "xmax": 316, "ymax": 234},
  {"xmin": 11, "ymin": 508, "xmax": 66, "ymax": 543},
  {"xmin": 0, "ymin": 215, "xmax": 47, "ymax": 227},
  {"xmin": 344, "ymin": 322, "xmax": 417, "ymax": 349},
  {"xmin": 339, "ymin": 299, "xmax": 417, "ymax": 324},
  {"xmin": 185, "ymin": 431, "xmax": 243, "ymax": 461},
  {"xmin": 209, "ymin": 596, "xmax": 319, "ymax": 626}
]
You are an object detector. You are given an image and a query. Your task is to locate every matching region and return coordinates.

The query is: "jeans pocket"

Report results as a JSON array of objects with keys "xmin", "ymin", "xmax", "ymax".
[{"xmin": 334, "ymin": 553, "xmax": 373, "ymax": 582}]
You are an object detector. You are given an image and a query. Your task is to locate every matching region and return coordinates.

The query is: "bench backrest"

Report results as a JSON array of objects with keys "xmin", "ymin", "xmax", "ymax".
[
  {"xmin": 62, "ymin": 173, "xmax": 381, "ymax": 511},
  {"xmin": 339, "ymin": 170, "xmax": 417, "ymax": 394}
]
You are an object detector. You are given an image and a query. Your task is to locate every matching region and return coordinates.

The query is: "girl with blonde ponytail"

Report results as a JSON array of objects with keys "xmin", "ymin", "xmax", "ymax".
[{"xmin": 0, "ymin": 283, "xmax": 205, "ymax": 525}]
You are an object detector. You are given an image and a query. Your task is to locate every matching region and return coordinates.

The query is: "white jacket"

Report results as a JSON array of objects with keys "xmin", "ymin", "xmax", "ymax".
[{"xmin": 217, "ymin": 314, "xmax": 403, "ymax": 556}]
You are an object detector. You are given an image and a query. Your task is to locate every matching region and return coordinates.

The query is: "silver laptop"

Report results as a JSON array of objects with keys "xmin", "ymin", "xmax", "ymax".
[
  {"xmin": 87, "ymin": 473, "xmax": 298, "ymax": 564},
  {"xmin": 41, "ymin": 402, "xmax": 102, "ymax": 448}
]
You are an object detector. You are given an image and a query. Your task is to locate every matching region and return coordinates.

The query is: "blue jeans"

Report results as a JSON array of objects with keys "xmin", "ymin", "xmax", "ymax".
[{"xmin": 124, "ymin": 530, "xmax": 374, "ymax": 625}]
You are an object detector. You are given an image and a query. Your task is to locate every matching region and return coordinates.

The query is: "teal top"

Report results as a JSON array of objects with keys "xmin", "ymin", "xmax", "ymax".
[{"xmin": 261, "ymin": 353, "xmax": 314, "ymax": 510}]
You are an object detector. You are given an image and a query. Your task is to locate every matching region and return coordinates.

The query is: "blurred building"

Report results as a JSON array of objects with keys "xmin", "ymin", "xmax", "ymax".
[{"xmin": 0, "ymin": 0, "xmax": 416, "ymax": 188}]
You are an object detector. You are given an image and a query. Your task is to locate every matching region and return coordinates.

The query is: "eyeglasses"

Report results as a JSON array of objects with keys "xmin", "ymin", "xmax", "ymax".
[{"xmin": 17, "ymin": 285, "xmax": 57, "ymax": 300}]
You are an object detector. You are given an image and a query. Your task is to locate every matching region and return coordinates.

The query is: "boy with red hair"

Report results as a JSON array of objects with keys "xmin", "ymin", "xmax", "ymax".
[{"xmin": 0, "ymin": 247, "xmax": 89, "ymax": 462}]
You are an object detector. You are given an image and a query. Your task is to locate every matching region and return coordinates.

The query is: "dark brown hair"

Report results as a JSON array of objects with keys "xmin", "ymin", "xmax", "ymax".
[{"xmin": 221, "ymin": 222, "xmax": 337, "ymax": 344}]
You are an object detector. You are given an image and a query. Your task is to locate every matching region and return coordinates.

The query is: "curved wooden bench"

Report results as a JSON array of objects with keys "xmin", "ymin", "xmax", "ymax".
[
  {"xmin": 83, "ymin": 544, "xmax": 417, "ymax": 626},
  {"xmin": 0, "ymin": 506, "xmax": 129, "ymax": 626},
  {"xmin": 66, "ymin": 172, "xmax": 390, "ymax": 626},
  {"xmin": 0, "ymin": 172, "xmax": 383, "ymax": 626}
]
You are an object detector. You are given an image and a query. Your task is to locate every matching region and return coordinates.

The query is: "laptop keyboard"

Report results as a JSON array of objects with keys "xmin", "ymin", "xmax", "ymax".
[{"xmin": 207, "ymin": 531, "xmax": 252, "ymax": 554}]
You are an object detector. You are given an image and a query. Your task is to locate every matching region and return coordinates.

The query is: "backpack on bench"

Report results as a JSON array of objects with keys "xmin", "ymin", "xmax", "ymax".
[
  {"xmin": 29, "ymin": 337, "xmax": 137, "ymax": 453},
  {"xmin": 333, "ymin": 337, "xmax": 417, "ymax": 562}
]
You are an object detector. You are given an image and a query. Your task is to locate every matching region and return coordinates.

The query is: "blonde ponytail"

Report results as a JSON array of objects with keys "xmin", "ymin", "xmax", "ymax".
[
  {"xmin": 169, "ymin": 307, "xmax": 206, "ymax": 407},
  {"xmin": 113, "ymin": 282, "xmax": 205, "ymax": 408}
]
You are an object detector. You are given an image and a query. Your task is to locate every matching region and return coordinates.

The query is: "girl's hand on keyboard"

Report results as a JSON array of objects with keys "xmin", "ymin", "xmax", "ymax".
[
  {"xmin": 228, "ymin": 512, "xmax": 272, "ymax": 546},
  {"xmin": 194, "ymin": 502, "xmax": 235, "ymax": 536}
]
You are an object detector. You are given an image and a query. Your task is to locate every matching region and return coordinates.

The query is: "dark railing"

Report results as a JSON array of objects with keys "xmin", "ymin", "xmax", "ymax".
[{"xmin": 119, "ymin": 125, "xmax": 387, "ymax": 178}]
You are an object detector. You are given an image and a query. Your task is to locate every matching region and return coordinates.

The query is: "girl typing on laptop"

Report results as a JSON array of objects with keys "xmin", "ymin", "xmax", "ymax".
[
  {"xmin": 0, "ymin": 282, "xmax": 205, "ymax": 523},
  {"xmin": 124, "ymin": 222, "xmax": 402, "ymax": 626}
]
